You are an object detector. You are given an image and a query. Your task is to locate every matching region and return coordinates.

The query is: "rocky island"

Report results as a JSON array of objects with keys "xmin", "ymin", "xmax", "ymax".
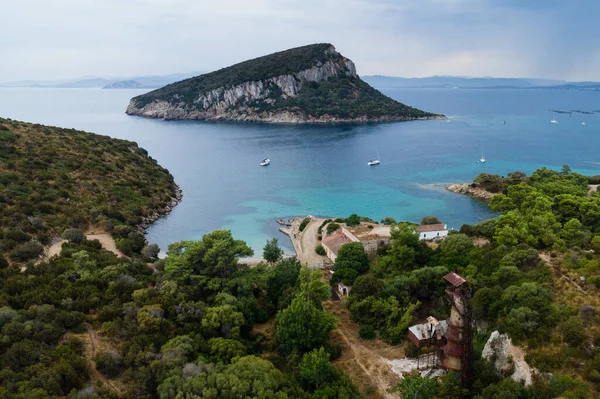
[
  {"xmin": 103, "ymin": 80, "xmax": 144, "ymax": 89},
  {"xmin": 126, "ymin": 43, "xmax": 441, "ymax": 123}
]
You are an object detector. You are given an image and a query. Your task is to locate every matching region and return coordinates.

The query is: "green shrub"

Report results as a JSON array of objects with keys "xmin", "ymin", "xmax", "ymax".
[
  {"xmin": 0, "ymin": 254, "xmax": 8, "ymax": 268},
  {"xmin": 359, "ymin": 325, "xmax": 376, "ymax": 340},
  {"xmin": 141, "ymin": 243, "xmax": 160, "ymax": 260},
  {"xmin": 421, "ymin": 216, "xmax": 441, "ymax": 225},
  {"xmin": 94, "ymin": 350, "xmax": 122, "ymax": 378},
  {"xmin": 9, "ymin": 240, "xmax": 43, "ymax": 262},
  {"xmin": 62, "ymin": 228, "xmax": 85, "ymax": 244},
  {"xmin": 315, "ymin": 245, "xmax": 326, "ymax": 256},
  {"xmin": 116, "ymin": 233, "xmax": 147, "ymax": 256},
  {"xmin": 317, "ymin": 219, "xmax": 332, "ymax": 234},
  {"xmin": 381, "ymin": 217, "xmax": 396, "ymax": 225},
  {"xmin": 346, "ymin": 214, "xmax": 361, "ymax": 227},
  {"xmin": 299, "ymin": 217, "xmax": 311, "ymax": 232},
  {"xmin": 326, "ymin": 223, "xmax": 340, "ymax": 235}
]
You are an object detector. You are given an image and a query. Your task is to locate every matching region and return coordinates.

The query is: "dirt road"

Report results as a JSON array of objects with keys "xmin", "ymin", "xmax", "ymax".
[
  {"xmin": 323, "ymin": 300, "xmax": 403, "ymax": 398},
  {"xmin": 86, "ymin": 232, "xmax": 124, "ymax": 257},
  {"xmin": 41, "ymin": 230, "xmax": 124, "ymax": 264},
  {"xmin": 289, "ymin": 217, "xmax": 328, "ymax": 266}
]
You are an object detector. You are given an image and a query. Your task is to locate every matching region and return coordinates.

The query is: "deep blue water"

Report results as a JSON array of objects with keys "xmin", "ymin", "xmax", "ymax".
[{"xmin": 1, "ymin": 87, "xmax": 599, "ymax": 254}]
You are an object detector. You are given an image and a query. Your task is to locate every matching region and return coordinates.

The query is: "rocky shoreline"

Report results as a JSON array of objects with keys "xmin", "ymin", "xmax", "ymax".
[
  {"xmin": 126, "ymin": 103, "xmax": 445, "ymax": 124},
  {"xmin": 446, "ymin": 183, "xmax": 496, "ymax": 201},
  {"xmin": 137, "ymin": 185, "xmax": 183, "ymax": 233}
]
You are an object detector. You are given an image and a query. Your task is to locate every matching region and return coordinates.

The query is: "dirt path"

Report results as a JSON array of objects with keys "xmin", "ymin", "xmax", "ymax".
[
  {"xmin": 85, "ymin": 232, "xmax": 124, "ymax": 257},
  {"xmin": 40, "ymin": 230, "xmax": 124, "ymax": 264},
  {"xmin": 540, "ymin": 252, "xmax": 586, "ymax": 294},
  {"xmin": 323, "ymin": 300, "xmax": 402, "ymax": 398},
  {"xmin": 47, "ymin": 239, "xmax": 67, "ymax": 258},
  {"xmin": 78, "ymin": 324, "xmax": 123, "ymax": 394}
]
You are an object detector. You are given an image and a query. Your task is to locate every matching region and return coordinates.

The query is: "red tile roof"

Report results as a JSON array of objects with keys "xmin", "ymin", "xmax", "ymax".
[
  {"xmin": 415, "ymin": 223, "xmax": 446, "ymax": 233},
  {"xmin": 443, "ymin": 272, "xmax": 467, "ymax": 287},
  {"xmin": 322, "ymin": 231, "xmax": 353, "ymax": 256}
]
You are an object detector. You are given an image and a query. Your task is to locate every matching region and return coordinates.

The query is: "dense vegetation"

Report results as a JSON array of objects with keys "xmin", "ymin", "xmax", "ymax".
[
  {"xmin": 269, "ymin": 75, "xmax": 434, "ymax": 120},
  {"xmin": 0, "ymin": 118, "xmax": 178, "ymax": 264},
  {"xmin": 132, "ymin": 43, "xmax": 336, "ymax": 106},
  {"xmin": 130, "ymin": 43, "xmax": 437, "ymax": 121},
  {"xmin": 0, "ymin": 230, "xmax": 361, "ymax": 398},
  {"xmin": 327, "ymin": 166, "xmax": 600, "ymax": 397}
]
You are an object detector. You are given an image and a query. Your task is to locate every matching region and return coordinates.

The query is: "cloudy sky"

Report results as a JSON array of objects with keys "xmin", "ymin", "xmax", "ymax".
[{"xmin": 2, "ymin": 0, "xmax": 599, "ymax": 82}]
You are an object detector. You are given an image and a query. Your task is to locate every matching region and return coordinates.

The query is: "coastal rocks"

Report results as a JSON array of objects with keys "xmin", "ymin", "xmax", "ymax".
[
  {"xmin": 137, "ymin": 185, "xmax": 183, "ymax": 233},
  {"xmin": 446, "ymin": 183, "xmax": 496, "ymax": 201},
  {"xmin": 482, "ymin": 331, "xmax": 535, "ymax": 386}
]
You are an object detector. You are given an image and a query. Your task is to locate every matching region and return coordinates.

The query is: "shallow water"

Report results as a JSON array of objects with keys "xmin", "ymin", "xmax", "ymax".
[{"xmin": 1, "ymin": 87, "xmax": 599, "ymax": 254}]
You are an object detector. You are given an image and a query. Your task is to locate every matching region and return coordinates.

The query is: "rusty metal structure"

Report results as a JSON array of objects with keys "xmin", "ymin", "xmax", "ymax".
[
  {"xmin": 408, "ymin": 316, "xmax": 448, "ymax": 369},
  {"xmin": 442, "ymin": 272, "xmax": 473, "ymax": 383}
]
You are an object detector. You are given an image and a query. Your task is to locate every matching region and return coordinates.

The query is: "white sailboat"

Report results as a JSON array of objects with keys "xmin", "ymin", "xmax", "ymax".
[
  {"xmin": 582, "ymin": 122, "xmax": 586, "ymax": 126},
  {"xmin": 259, "ymin": 158, "xmax": 270, "ymax": 167},
  {"xmin": 551, "ymin": 112, "xmax": 558, "ymax": 124},
  {"xmin": 479, "ymin": 147, "xmax": 486, "ymax": 163},
  {"xmin": 367, "ymin": 149, "xmax": 380, "ymax": 166}
]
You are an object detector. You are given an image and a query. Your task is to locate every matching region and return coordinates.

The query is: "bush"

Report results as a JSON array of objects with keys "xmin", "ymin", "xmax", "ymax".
[
  {"xmin": 381, "ymin": 217, "xmax": 397, "ymax": 225},
  {"xmin": 326, "ymin": 223, "xmax": 340, "ymax": 235},
  {"xmin": 94, "ymin": 350, "xmax": 122, "ymax": 378},
  {"xmin": 315, "ymin": 245, "xmax": 326, "ymax": 256},
  {"xmin": 141, "ymin": 243, "xmax": 160, "ymax": 260},
  {"xmin": 421, "ymin": 216, "xmax": 441, "ymax": 225},
  {"xmin": 0, "ymin": 254, "xmax": 8, "ymax": 268},
  {"xmin": 317, "ymin": 219, "xmax": 332, "ymax": 234},
  {"xmin": 62, "ymin": 228, "xmax": 85, "ymax": 244},
  {"xmin": 346, "ymin": 214, "xmax": 361, "ymax": 227},
  {"xmin": 299, "ymin": 217, "xmax": 311, "ymax": 232},
  {"xmin": 116, "ymin": 233, "xmax": 146, "ymax": 256},
  {"xmin": 9, "ymin": 240, "xmax": 43, "ymax": 262},
  {"xmin": 359, "ymin": 325, "xmax": 376, "ymax": 340}
]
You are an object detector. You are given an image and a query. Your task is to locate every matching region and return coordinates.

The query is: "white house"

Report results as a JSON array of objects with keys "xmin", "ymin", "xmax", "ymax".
[{"xmin": 415, "ymin": 223, "xmax": 448, "ymax": 240}]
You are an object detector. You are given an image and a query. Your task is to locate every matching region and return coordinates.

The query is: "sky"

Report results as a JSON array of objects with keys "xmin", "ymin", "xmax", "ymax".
[{"xmin": 2, "ymin": 0, "xmax": 600, "ymax": 82}]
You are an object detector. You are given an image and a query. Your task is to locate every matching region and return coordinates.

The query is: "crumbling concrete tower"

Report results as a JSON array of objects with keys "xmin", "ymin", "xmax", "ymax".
[{"xmin": 442, "ymin": 272, "xmax": 473, "ymax": 383}]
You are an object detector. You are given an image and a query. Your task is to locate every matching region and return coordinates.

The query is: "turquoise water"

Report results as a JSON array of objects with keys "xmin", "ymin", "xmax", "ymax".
[{"xmin": 1, "ymin": 87, "xmax": 599, "ymax": 254}]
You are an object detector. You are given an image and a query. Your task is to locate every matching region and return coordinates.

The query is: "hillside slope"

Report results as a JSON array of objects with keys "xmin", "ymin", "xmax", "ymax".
[
  {"xmin": 126, "ymin": 43, "xmax": 440, "ymax": 123},
  {"xmin": 0, "ymin": 118, "xmax": 180, "ymax": 264}
]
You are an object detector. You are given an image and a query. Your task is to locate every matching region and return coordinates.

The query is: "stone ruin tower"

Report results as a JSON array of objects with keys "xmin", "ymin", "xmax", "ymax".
[{"xmin": 442, "ymin": 272, "xmax": 473, "ymax": 383}]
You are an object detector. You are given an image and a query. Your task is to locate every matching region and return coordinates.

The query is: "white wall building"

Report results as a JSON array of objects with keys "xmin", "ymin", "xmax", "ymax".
[{"xmin": 415, "ymin": 223, "xmax": 448, "ymax": 240}]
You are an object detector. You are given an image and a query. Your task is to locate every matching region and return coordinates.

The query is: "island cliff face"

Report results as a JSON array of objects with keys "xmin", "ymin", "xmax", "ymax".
[{"xmin": 126, "ymin": 44, "xmax": 441, "ymax": 123}]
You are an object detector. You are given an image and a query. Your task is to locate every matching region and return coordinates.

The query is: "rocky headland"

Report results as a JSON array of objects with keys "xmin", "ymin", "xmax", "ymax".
[
  {"xmin": 446, "ymin": 183, "xmax": 496, "ymax": 201},
  {"xmin": 126, "ymin": 43, "xmax": 442, "ymax": 123}
]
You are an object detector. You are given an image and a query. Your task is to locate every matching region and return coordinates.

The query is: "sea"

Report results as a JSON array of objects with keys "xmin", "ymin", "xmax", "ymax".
[{"xmin": 1, "ymin": 87, "xmax": 599, "ymax": 255}]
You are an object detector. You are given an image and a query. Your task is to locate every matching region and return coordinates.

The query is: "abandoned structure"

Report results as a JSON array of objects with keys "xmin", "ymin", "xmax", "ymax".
[
  {"xmin": 442, "ymin": 272, "xmax": 473, "ymax": 382},
  {"xmin": 408, "ymin": 316, "xmax": 448, "ymax": 369},
  {"xmin": 406, "ymin": 272, "xmax": 473, "ymax": 382}
]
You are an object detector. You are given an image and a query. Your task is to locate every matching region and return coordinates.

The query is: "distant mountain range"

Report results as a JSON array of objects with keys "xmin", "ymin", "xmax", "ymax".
[
  {"xmin": 0, "ymin": 72, "xmax": 203, "ymax": 89},
  {"xmin": 3, "ymin": 73, "xmax": 599, "ymax": 91},
  {"xmin": 361, "ymin": 75, "xmax": 600, "ymax": 90}
]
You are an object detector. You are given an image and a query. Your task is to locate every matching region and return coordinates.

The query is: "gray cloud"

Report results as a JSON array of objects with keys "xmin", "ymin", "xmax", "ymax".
[{"xmin": 2, "ymin": 0, "xmax": 598, "ymax": 81}]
